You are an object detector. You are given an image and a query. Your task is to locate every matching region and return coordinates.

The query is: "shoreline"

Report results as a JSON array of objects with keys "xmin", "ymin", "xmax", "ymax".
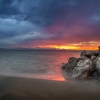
[{"xmin": 0, "ymin": 75, "xmax": 100, "ymax": 100}]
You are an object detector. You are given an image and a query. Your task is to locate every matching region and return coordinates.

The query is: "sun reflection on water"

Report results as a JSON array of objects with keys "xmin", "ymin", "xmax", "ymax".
[{"xmin": 28, "ymin": 74, "xmax": 66, "ymax": 81}]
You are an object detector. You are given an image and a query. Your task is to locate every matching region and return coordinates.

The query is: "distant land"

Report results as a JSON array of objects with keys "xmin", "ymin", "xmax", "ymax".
[{"xmin": 0, "ymin": 48, "xmax": 81, "ymax": 51}]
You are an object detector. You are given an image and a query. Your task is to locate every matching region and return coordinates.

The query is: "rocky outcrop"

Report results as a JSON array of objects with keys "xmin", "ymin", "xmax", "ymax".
[
  {"xmin": 62, "ymin": 49, "xmax": 100, "ymax": 79},
  {"xmin": 62, "ymin": 57, "xmax": 77, "ymax": 72},
  {"xmin": 71, "ymin": 56, "xmax": 92, "ymax": 78},
  {"xmin": 96, "ymin": 57, "xmax": 100, "ymax": 74}
]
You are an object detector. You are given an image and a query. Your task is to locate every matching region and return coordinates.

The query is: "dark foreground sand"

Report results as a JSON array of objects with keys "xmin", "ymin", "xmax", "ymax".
[{"xmin": 0, "ymin": 75, "xmax": 100, "ymax": 100}]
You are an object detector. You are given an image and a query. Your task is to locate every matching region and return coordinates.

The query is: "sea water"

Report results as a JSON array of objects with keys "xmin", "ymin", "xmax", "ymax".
[{"xmin": 0, "ymin": 50, "xmax": 80, "ymax": 81}]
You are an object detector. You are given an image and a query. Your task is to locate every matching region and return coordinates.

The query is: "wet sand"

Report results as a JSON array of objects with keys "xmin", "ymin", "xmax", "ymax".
[{"xmin": 0, "ymin": 75, "xmax": 100, "ymax": 100}]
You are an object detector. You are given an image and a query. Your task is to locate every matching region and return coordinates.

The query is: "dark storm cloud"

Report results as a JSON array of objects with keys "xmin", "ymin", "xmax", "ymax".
[
  {"xmin": 0, "ymin": 0, "xmax": 20, "ymax": 16},
  {"xmin": 17, "ymin": 0, "xmax": 100, "ymax": 27},
  {"xmin": 0, "ymin": 0, "xmax": 100, "ymax": 48},
  {"xmin": 1, "ymin": 0, "xmax": 100, "ymax": 26},
  {"xmin": 19, "ymin": 0, "xmax": 78, "ymax": 26}
]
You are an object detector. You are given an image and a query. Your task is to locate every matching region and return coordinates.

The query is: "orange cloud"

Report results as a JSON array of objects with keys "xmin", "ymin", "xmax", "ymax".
[{"xmin": 36, "ymin": 41, "xmax": 100, "ymax": 50}]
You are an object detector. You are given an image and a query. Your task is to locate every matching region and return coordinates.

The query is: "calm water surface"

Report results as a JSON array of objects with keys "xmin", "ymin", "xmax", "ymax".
[{"xmin": 0, "ymin": 50, "xmax": 80, "ymax": 81}]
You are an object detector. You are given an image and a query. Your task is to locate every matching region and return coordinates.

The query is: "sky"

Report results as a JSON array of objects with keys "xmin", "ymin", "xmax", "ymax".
[{"xmin": 0, "ymin": 0, "xmax": 100, "ymax": 50}]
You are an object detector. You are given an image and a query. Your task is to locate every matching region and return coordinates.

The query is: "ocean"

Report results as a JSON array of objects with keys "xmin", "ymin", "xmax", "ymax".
[{"xmin": 0, "ymin": 50, "xmax": 80, "ymax": 81}]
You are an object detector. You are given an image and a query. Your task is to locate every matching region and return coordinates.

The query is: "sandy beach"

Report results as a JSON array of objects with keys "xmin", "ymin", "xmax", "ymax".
[{"xmin": 0, "ymin": 75, "xmax": 100, "ymax": 100}]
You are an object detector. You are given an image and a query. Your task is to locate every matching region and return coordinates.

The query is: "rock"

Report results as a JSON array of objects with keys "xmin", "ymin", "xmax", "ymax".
[
  {"xmin": 80, "ymin": 50, "xmax": 93, "ymax": 58},
  {"xmin": 71, "ymin": 56, "xmax": 92, "ymax": 78},
  {"xmin": 68, "ymin": 57, "xmax": 77, "ymax": 63},
  {"xmin": 62, "ymin": 62, "xmax": 77, "ymax": 72},
  {"xmin": 90, "ymin": 55, "xmax": 97, "ymax": 61},
  {"xmin": 61, "ymin": 62, "xmax": 65, "ymax": 65},
  {"xmin": 62, "ymin": 48, "xmax": 100, "ymax": 79},
  {"xmin": 80, "ymin": 50, "xmax": 87, "ymax": 57},
  {"xmin": 78, "ymin": 71, "xmax": 89, "ymax": 78},
  {"xmin": 66, "ymin": 62, "xmax": 77, "ymax": 72},
  {"xmin": 93, "ymin": 71, "xmax": 98, "ymax": 76},
  {"xmin": 93, "ymin": 51, "xmax": 99, "ymax": 56},
  {"xmin": 96, "ymin": 57, "xmax": 100, "ymax": 74},
  {"xmin": 98, "ymin": 46, "xmax": 100, "ymax": 51},
  {"xmin": 98, "ymin": 51, "xmax": 100, "ymax": 57},
  {"xmin": 62, "ymin": 63, "xmax": 68, "ymax": 70},
  {"xmin": 98, "ymin": 77, "xmax": 100, "ymax": 81},
  {"xmin": 62, "ymin": 57, "xmax": 77, "ymax": 72},
  {"xmin": 91, "ymin": 55, "xmax": 98, "ymax": 70}
]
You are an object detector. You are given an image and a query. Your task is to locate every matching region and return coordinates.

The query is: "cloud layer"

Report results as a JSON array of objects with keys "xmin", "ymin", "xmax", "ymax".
[{"xmin": 0, "ymin": 0, "xmax": 100, "ymax": 49}]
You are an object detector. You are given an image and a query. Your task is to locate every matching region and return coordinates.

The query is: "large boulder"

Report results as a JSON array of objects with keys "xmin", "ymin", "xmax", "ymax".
[
  {"xmin": 62, "ymin": 57, "xmax": 77, "ymax": 72},
  {"xmin": 70, "ymin": 56, "xmax": 92, "ymax": 78}
]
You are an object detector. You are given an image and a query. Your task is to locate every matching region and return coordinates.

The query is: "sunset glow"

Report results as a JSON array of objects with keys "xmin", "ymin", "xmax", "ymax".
[
  {"xmin": 36, "ymin": 41, "xmax": 100, "ymax": 50},
  {"xmin": 31, "ymin": 75, "xmax": 66, "ymax": 81},
  {"xmin": 0, "ymin": 0, "xmax": 100, "ymax": 50},
  {"xmin": 37, "ymin": 45, "xmax": 98, "ymax": 50},
  {"xmin": 38, "ymin": 45, "xmax": 78, "ymax": 50}
]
